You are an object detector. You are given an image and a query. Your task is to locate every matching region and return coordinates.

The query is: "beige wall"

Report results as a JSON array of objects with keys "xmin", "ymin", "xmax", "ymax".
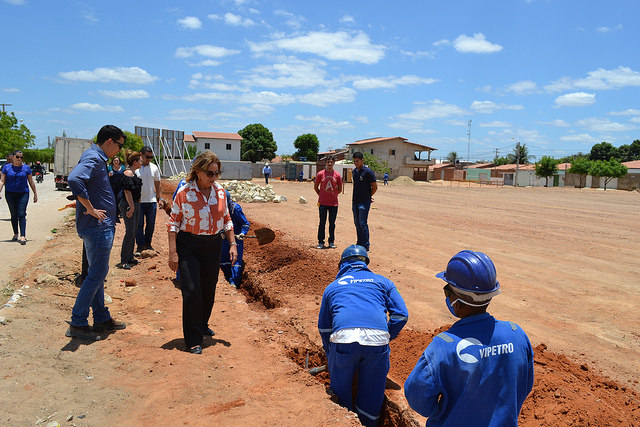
[{"xmin": 350, "ymin": 138, "xmax": 432, "ymax": 180}]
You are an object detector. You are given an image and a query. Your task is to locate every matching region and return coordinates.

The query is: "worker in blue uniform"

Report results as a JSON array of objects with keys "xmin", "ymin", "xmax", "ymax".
[
  {"xmin": 318, "ymin": 245, "xmax": 408, "ymax": 426},
  {"xmin": 220, "ymin": 190, "xmax": 250, "ymax": 287},
  {"xmin": 404, "ymin": 250, "xmax": 534, "ymax": 426}
]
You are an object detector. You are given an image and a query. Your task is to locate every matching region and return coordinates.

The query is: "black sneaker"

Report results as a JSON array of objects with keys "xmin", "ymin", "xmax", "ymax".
[
  {"xmin": 316, "ymin": 243, "xmax": 324, "ymax": 249},
  {"xmin": 117, "ymin": 263, "xmax": 132, "ymax": 270},
  {"xmin": 66, "ymin": 325, "xmax": 104, "ymax": 341},
  {"xmin": 328, "ymin": 243, "xmax": 337, "ymax": 249},
  {"xmin": 93, "ymin": 318, "xmax": 126, "ymax": 332}
]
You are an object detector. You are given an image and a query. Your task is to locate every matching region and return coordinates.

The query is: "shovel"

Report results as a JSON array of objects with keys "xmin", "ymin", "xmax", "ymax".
[{"xmin": 239, "ymin": 227, "xmax": 276, "ymax": 246}]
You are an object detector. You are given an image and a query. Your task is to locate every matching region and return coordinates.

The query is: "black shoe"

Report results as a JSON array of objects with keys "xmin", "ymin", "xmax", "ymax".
[
  {"xmin": 144, "ymin": 245, "xmax": 155, "ymax": 252},
  {"xmin": 117, "ymin": 263, "xmax": 132, "ymax": 270},
  {"xmin": 203, "ymin": 327, "xmax": 215, "ymax": 336},
  {"xmin": 189, "ymin": 345, "xmax": 202, "ymax": 354},
  {"xmin": 172, "ymin": 278, "xmax": 181, "ymax": 289},
  {"xmin": 328, "ymin": 243, "xmax": 337, "ymax": 249},
  {"xmin": 93, "ymin": 318, "xmax": 126, "ymax": 332},
  {"xmin": 316, "ymin": 243, "xmax": 325, "ymax": 249},
  {"xmin": 74, "ymin": 275, "xmax": 86, "ymax": 288},
  {"xmin": 128, "ymin": 259, "xmax": 140, "ymax": 265},
  {"xmin": 66, "ymin": 325, "xmax": 104, "ymax": 341}
]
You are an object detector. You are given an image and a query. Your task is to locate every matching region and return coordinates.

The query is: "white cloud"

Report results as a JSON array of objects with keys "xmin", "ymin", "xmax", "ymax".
[
  {"xmin": 352, "ymin": 115, "xmax": 369, "ymax": 124},
  {"xmin": 175, "ymin": 45, "xmax": 240, "ymax": 59},
  {"xmin": 453, "ymin": 33, "xmax": 503, "ymax": 54},
  {"xmin": 470, "ymin": 100, "xmax": 524, "ymax": 113},
  {"xmin": 249, "ymin": 31, "xmax": 385, "ymax": 64},
  {"xmin": 1, "ymin": 87, "xmax": 20, "ymax": 93},
  {"xmin": 575, "ymin": 117, "xmax": 635, "ymax": 132},
  {"xmin": 70, "ymin": 103, "xmax": 124, "ymax": 113},
  {"xmin": 340, "ymin": 15, "xmax": 355, "ymax": 24},
  {"xmin": 608, "ymin": 108, "xmax": 640, "ymax": 116},
  {"xmin": 98, "ymin": 89, "xmax": 150, "ymax": 99},
  {"xmin": 546, "ymin": 66, "xmax": 640, "ymax": 92},
  {"xmin": 397, "ymin": 100, "xmax": 468, "ymax": 121},
  {"xmin": 224, "ymin": 12, "xmax": 255, "ymax": 27},
  {"xmin": 177, "ymin": 16, "xmax": 202, "ymax": 30},
  {"xmin": 554, "ymin": 92, "xmax": 596, "ymax": 107},
  {"xmin": 596, "ymin": 24, "xmax": 622, "ymax": 33},
  {"xmin": 400, "ymin": 50, "xmax": 436, "ymax": 60},
  {"xmin": 479, "ymin": 121, "xmax": 511, "ymax": 128},
  {"xmin": 59, "ymin": 67, "xmax": 158, "ymax": 84},
  {"xmin": 537, "ymin": 119, "xmax": 570, "ymax": 127},
  {"xmin": 505, "ymin": 80, "xmax": 539, "ymax": 95},
  {"xmin": 273, "ymin": 10, "xmax": 306, "ymax": 30},
  {"xmin": 297, "ymin": 87, "xmax": 356, "ymax": 106},
  {"xmin": 352, "ymin": 75, "xmax": 438, "ymax": 90},
  {"xmin": 4, "ymin": 0, "xmax": 25, "ymax": 5},
  {"xmin": 294, "ymin": 114, "xmax": 353, "ymax": 133},
  {"xmin": 241, "ymin": 58, "xmax": 330, "ymax": 89},
  {"xmin": 559, "ymin": 133, "xmax": 597, "ymax": 143}
]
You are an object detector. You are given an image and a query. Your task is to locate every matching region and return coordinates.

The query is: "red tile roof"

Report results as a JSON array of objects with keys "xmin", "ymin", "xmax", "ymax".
[
  {"xmin": 184, "ymin": 134, "xmax": 195, "ymax": 142},
  {"xmin": 622, "ymin": 160, "xmax": 640, "ymax": 169},
  {"xmin": 348, "ymin": 136, "xmax": 436, "ymax": 151},
  {"xmin": 193, "ymin": 131, "xmax": 242, "ymax": 140}
]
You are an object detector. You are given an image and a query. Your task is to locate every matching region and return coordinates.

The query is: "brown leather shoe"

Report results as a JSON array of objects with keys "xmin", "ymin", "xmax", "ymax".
[{"xmin": 93, "ymin": 318, "xmax": 126, "ymax": 332}]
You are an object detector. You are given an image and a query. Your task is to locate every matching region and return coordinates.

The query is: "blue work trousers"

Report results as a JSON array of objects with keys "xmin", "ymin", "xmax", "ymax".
[
  {"xmin": 70, "ymin": 223, "xmax": 115, "ymax": 326},
  {"xmin": 352, "ymin": 202, "xmax": 371, "ymax": 251},
  {"xmin": 136, "ymin": 201, "xmax": 157, "ymax": 249},
  {"xmin": 5, "ymin": 191, "xmax": 29, "ymax": 237},
  {"xmin": 327, "ymin": 342, "xmax": 390, "ymax": 427},
  {"xmin": 220, "ymin": 239, "xmax": 244, "ymax": 286}
]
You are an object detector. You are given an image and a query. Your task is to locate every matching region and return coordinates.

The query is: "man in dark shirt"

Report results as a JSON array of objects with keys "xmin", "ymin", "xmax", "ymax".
[
  {"xmin": 66, "ymin": 125, "xmax": 127, "ymax": 341},
  {"xmin": 351, "ymin": 152, "xmax": 377, "ymax": 251}
]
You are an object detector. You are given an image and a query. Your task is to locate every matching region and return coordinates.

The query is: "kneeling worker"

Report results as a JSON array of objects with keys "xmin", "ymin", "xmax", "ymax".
[
  {"xmin": 404, "ymin": 250, "xmax": 534, "ymax": 426},
  {"xmin": 220, "ymin": 190, "xmax": 250, "ymax": 287},
  {"xmin": 318, "ymin": 245, "xmax": 408, "ymax": 426}
]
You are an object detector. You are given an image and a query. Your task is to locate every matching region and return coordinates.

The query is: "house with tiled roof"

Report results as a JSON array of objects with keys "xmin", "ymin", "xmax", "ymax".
[
  {"xmin": 346, "ymin": 137, "xmax": 437, "ymax": 181},
  {"xmin": 187, "ymin": 131, "xmax": 242, "ymax": 161}
]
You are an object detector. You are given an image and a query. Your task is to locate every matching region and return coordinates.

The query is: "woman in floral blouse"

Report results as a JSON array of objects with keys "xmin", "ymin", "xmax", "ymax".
[{"xmin": 167, "ymin": 151, "xmax": 237, "ymax": 354}]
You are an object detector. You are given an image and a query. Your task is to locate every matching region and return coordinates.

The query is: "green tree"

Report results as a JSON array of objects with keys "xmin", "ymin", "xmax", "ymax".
[
  {"xmin": 559, "ymin": 152, "xmax": 588, "ymax": 163},
  {"xmin": 493, "ymin": 156, "xmax": 510, "ymax": 166},
  {"xmin": 588, "ymin": 158, "xmax": 627, "ymax": 190},
  {"xmin": 447, "ymin": 151, "xmax": 459, "ymax": 163},
  {"xmin": 0, "ymin": 112, "xmax": 35, "ymax": 155},
  {"xmin": 363, "ymin": 153, "xmax": 390, "ymax": 174},
  {"xmin": 183, "ymin": 143, "xmax": 198, "ymax": 159},
  {"xmin": 293, "ymin": 133, "xmax": 319, "ymax": 161},
  {"xmin": 617, "ymin": 140, "xmax": 640, "ymax": 162},
  {"xmin": 238, "ymin": 123, "xmax": 277, "ymax": 162},
  {"xmin": 568, "ymin": 157, "xmax": 592, "ymax": 189},
  {"xmin": 123, "ymin": 131, "xmax": 143, "ymax": 152},
  {"xmin": 589, "ymin": 142, "xmax": 617, "ymax": 161},
  {"xmin": 509, "ymin": 143, "xmax": 533, "ymax": 165},
  {"xmin": 534, "ymin": 156, "xmax": 559, "ymax": 187},
  {"xmin": 22, "ymin": 147, "xmax": 54, "ymax": 164}
]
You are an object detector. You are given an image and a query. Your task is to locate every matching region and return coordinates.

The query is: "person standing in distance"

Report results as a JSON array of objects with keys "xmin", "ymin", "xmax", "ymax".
[
  {"xmin": 318, "ymin": 245, "xmax": 408, "ymax": 426},
  {"xmin": 314, "ymin": 155, "xmax": 342, "ymax": 249},
  {"xmin": 65, "ymin": 125, "xmax": 127, "ymax": 341},
  {"xmin": 351, "ymin": 152, "xmax": 377, "ymax": 251},
  {"xmin": 404, "ymin": 250, "xmax": 534, "ymax": 426},
  {"xmin": 262, "ymin": 163, "xmax": 272, "ymax": 185},
  {"xmin": 0, "ymin": 150, "xmax": 38, "ymax": 244},
  {"xmin": 135, "ymin": 146, "xmax": 164, "ymax": 253}
]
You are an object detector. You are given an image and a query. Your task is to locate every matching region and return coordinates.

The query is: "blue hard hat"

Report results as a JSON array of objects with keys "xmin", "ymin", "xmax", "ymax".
[
  {"xmin": 340, "ymin": 244, "xmax": 369, "ymax": 265},
  {"xmin": 436, "ymin": 250, "xmax": 500, "ymax": 297}
]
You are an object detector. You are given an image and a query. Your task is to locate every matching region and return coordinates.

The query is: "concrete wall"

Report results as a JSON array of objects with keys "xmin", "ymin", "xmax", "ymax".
[
  {"xmin": 161, "ymin": 159, "xmax": 252, "ymax": 180},
  {"xmin": 349, "ymin": 138, "xmax": 432, "ymax": 180},
  {"xmin": 194, "ymin": 139, "xmax": 241, "ymax": 161},
  {"xmin": 617, "ymin": 171, "xmax": 640, "ymax": 190}
]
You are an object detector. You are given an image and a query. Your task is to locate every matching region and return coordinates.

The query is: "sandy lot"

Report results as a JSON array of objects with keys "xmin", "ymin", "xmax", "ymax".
[{"xmin": 0, "ymin": 177, "xmax": 638, "ymax": 426}]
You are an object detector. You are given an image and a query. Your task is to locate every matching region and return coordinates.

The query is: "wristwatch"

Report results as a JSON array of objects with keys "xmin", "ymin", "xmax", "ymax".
[{"xmin": 230, "ymin": 242, "xmax": 237, "ymax": 246}]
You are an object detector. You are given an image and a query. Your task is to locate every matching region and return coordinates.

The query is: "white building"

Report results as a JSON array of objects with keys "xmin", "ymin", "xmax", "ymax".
[{"xmin": 188, "ymin": 132, "xmax": 242, "ymax": 161}]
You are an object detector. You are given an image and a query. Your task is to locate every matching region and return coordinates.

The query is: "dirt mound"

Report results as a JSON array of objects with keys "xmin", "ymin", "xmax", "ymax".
[{"xmin": 389, "ymin": 176, "xmax": 416, "ymax": 186}]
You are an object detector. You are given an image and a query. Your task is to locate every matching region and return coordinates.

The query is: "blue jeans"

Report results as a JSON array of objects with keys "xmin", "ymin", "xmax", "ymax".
[
  {"xmin": 71, "ymin": 224, "xmax": 115, "ymax": 326},
  {"xmin": 5, "ymin": 191, "xmax": 29, "ymax": 237},
  {"xmin": 352, "ymin": 202, "xmax": 371, "ymax": 250},
  {"xmin": 327, "ymin": 342, "xmax": 390, "ymax": 427},
  {"xmin": 136, "ymin": 202, "xmax": 157, "ymax": 249}
]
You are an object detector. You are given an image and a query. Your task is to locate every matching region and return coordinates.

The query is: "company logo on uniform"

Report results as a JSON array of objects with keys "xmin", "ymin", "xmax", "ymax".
[
  {"xmin": 337, "ymin": 275, "xmax": 374, "ymax": 285},
  {"xmin": 456, "ymin": 338, "xmax": 515, "ymax": 364}
]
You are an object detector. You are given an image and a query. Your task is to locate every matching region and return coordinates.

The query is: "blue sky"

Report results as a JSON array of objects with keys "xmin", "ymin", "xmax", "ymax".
[{"xmin": 2, "ymin": 0, "xmax": 639, "ymax": 161}]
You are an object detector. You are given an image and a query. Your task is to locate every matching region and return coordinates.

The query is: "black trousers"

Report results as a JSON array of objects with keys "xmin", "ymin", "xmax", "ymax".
[
  {"xmin": 176, "ymin": 231, "xmax": 222, "ymax": 348},
  {"xmin": 317, "ymin": 205, "xmax": 338, "ymax": 244}
]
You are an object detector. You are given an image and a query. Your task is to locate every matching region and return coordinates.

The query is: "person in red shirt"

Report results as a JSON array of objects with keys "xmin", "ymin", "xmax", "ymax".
[
  {"xmin": 314, "ymin": 155, "xmax": 343, "ymax": 249},
  {"xmin": 167, "ymin": 151, "xmax": 237, "ymax": 354}
]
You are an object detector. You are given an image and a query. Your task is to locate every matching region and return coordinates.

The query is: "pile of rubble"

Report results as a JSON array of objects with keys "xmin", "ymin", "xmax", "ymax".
[{"xmin": 222, "ymin": 180, "xmax": 287, "ymax": 203}]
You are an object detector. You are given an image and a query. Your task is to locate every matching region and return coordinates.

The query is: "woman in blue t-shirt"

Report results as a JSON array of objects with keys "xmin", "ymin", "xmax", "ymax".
[{"xmin": 0, "ymin": 150, "xmax": 38, "ymax": 244}]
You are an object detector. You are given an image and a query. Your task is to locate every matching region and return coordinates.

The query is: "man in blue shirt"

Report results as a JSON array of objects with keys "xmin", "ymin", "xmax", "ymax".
[
  {"xmin": 404, "ymin": 250, "xmax": 534, "ymax": 426},
  {"xmin": 318, "ymin": 245, "xmax": 408, "ymax": 426},
  {"xmin": 351, "ymin": 152, "xmax": 377, "ymax": 251},
  {"xmin": 262, "ymin": 163, "xmax": 272, "ymax": 184},
  {"xmin": 66, "ymin": 125, "xmax": 127, "ymax": 341}
]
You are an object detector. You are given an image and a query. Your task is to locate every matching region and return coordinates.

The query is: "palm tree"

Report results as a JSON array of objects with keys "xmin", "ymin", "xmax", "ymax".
[{"xmin": 447, "ymin": 151, "xmax": 459, "ymax": 163}]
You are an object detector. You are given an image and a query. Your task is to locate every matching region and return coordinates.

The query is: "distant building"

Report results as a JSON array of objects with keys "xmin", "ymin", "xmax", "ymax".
[
  {"xmin": 186, "ymin": 131, "xmax": 242, "ymax": 161},
  {"xmin": 346, "ymin": 137, "xmax": 436, "ymax": 181}
]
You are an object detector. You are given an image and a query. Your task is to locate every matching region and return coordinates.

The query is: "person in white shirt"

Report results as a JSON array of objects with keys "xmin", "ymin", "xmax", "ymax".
[{"xmin": 135, "ymin": 146, "xmax": 164, "ymax": 253}]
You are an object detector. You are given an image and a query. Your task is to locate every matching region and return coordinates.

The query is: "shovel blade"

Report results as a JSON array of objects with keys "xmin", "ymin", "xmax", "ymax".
[{"xmin": 253, "ymin": 227, "xmax": 276, "ymax": 245}]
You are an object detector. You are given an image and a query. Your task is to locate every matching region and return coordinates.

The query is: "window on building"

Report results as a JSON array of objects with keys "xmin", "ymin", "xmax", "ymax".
[
  {"xmin": 370, "ymin": 149, "xmax": 374, "ymax": 154},
  {"xmin": 389, "ymin": 149, "xmax": 395, "ymax": 156},
  {"xmin": 226, "ymin": 143, "xmax": 231, "ymax": 150},
  {"xmin": 204, "ymin": 143, "xmax": 210, "ymax": 149}
]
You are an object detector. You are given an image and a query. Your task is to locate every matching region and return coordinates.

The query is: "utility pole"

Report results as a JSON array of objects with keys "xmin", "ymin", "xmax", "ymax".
[
  {"xmin": 467, "ymin": 120, "xmax": 472, "ymax": 162},
  {"xmin": 513, "ymin": 139, "xmax": 521, "ymax": 187},
  {"xmin": 0, "ymin": 103, "xmax": 12, "ymax": 113}
]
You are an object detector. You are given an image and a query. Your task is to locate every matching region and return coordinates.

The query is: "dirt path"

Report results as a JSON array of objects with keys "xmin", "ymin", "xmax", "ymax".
[{"xmin": 1, "ymin": 178, "xmax": 639, "ymax": 426}]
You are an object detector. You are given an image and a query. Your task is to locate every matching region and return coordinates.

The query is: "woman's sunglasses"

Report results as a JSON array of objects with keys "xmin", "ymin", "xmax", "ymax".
[{"xmin": 202, "ymin": 169, "xmax": 222, "ymax": 178}]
